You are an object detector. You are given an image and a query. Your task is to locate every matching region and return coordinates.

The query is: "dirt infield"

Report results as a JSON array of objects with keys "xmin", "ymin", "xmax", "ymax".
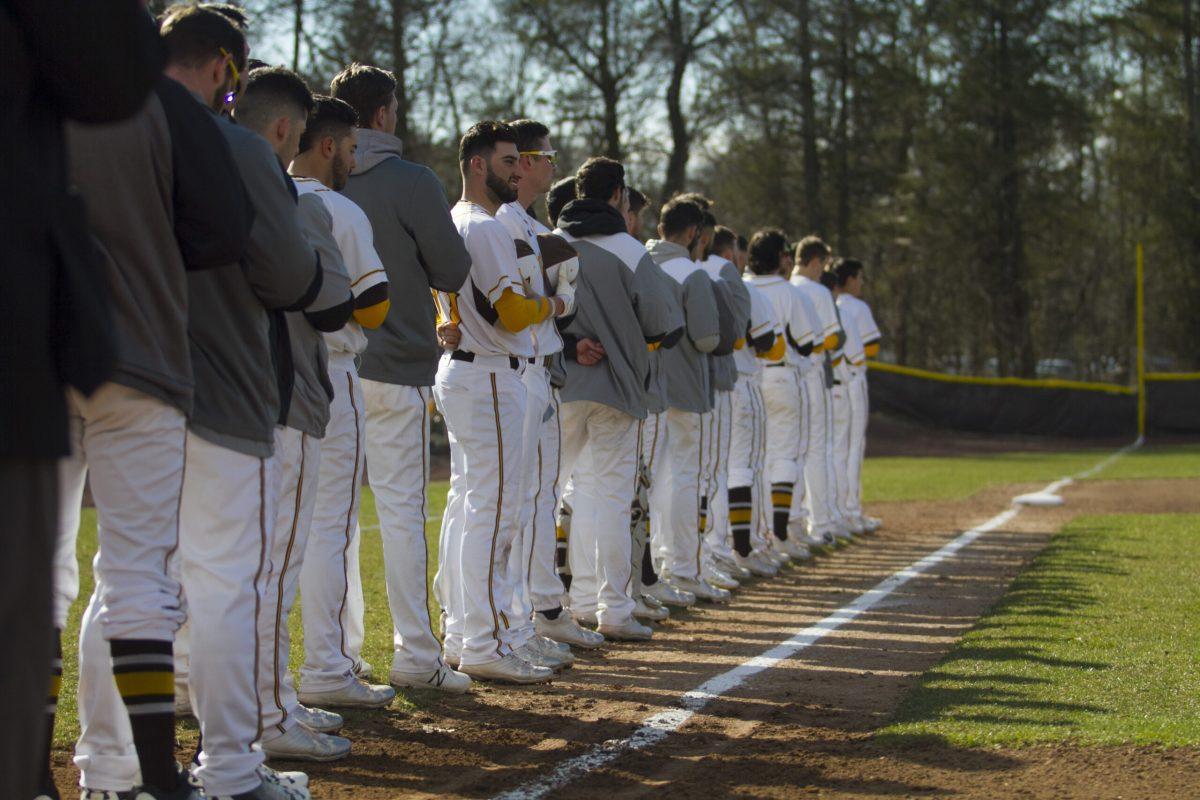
[{"xmin": 49, "ymin": 476, "xmax": 1200, "ymax": 798}]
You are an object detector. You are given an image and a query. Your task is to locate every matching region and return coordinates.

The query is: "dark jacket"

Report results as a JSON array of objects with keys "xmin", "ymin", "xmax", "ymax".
[{"xmin": 0, "ymin": 0, "xmax": 163, "ymax": 458}]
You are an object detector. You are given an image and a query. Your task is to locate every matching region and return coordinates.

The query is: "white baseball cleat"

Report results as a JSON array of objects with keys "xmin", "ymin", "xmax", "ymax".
[
  {"xmin": 352, "ymin": 659, "xmax": 374, "ymax": 681},
  {"xmin": 535, "ymin": 612, "xmax": 606, "ymax": 648},
  {"xmin": 702, "ymin": 561, "xmax": 740, "ymax": 590},
  {"xmin": 460, "ymin": 652, "xmax": 555, "ymax": 684},
  {"xmin": 390, "ymin": 662, "xmax": 472, "ymax": 694},
  {"xmin": 845, "ymin": 517, "xmax": 865, "ymax": 535},
  {"xmin": 715, "ymin": 554, "xmax": 752, "ymax": 580},
  {"xmin": 643, "ymin": 580, "xmax": 696, "ymax": 608},
  {"xmin": 258, "ymin": 764, "xmax": 309, "ymax": 790},
  {"xmin": 778, "ymin": 537, "xmax": 812, "ymax": 560},
  {"xmin": 831, "ymin": 526, "xmax": 854, "ymax": 543},
  {"xmin": 667, "ymin": 575, "xmax": 732, "ymax": 604},
  {"xmin": 291, "ymin": 704, "xmax": 343, "ymax": 733},
  {"xmin": 263, "ymin": 723, "xmax": 351, "ymax": 763},
  {"xmin": 598, "ymin": 616, "xmax": 654, "ymax": 641},
  {"xmin": 572, "ymin": 609, "xmax": 598, "ymax": 627},
  {"xmin": 514, "ymin": 638, "xmax": 573, "ymax": 671},
  {"xmin": 736, "ymin": 551, "xmax": 778, "ymax": 577},
  {"xmin": 633, "ymin": 594, "xmax": 670, "ymax": 621},
  {"xmin": 209, "ymin": 778, "xmax": 309, "ymax": 800},
  {"xmin": 862, "ymin": 515, "xmax": 883, "ymax": 532},
  {"xmin": 298, "ymin": 679, "xmax": 395, "ymax": 709}
]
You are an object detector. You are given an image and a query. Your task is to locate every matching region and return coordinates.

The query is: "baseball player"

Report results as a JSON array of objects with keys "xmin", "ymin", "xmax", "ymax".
[
  {"xmin": 822, "ymin": 268, "xmax": 858, "ymax": 535},
  {"xmin": 332, "ymin": 63, "xmax": 475, "ymax": 694},
  {"xmin": 834, "ymin": 258, "xmax": 883, "ymax": 533},
  {"xmin": 494, "ymin": 119, "xmax": 591, "ymax": 662},
  {"xmin": 744, "ymin": 229, "xmax": 816, "ymax": 561},
  {"xmin": 790, "ymin": 236, "xmax": 847, "ymax": 544},
  {"xmin": 172, "ymin": 8, "xmax": 330, "ymax": 797},
  {"xmin": 234, "ymin": 71, "xmax": 361, "ymax": 764},
  {"xmin": 695, "ymin": 223, "xmax": 752, "ymax": 588},
  {"xmin": 553, "ymin": 157, "xmax": 682, "ymax": 640},
  {"xmin": 434, "ymin": 121, "xmax": 565, "ymax": 683},
  {"xmin": 292, "ymin": 97, "xmax": 397, "ymax": 711},
  {"xmin": 55, "ymin": 10, "xmax": 252, "ymax": 797},
  {"xmin": 645, "ymin": 198, "xmax": 727, "ymax": 603}
]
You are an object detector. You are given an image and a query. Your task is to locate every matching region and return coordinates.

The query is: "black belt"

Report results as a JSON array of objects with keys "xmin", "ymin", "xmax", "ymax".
[
  {"xmin": 765, "ymin": 362, "xmax": 789, "ymax": 368},
  {"xmin": 527, "ymin": 355, "xmax": 553, "ymax": 367},
  {"xmin": 450, "ymin": 350, "xmax": 520, "ymax": 370},
  {"xmin": 833, "ymin": 379, "xmax": 843, "ymax": 386}
]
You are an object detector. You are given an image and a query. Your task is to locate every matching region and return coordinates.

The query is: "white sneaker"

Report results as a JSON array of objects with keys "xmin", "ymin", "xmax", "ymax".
[
  {"xmin": 353, "ymin": 659, "xmax": 374, "ymax": 681},
  {"xmin": 524, "ymin": 636, "xmax": 575, "ymax": 669},
  {"xmin": 258, "ymin": 764, "xmax": 309, "ymax": 790},
  {"xmin": 778, "ymin": 537, "xmax": 812, "ymax": 560},
  {"xmin": 736, "ymin": 551, "xmax": 777, "ymax": 577},
  {"xmin": 390, "ymin": 662, "xmax": 472, "ymax": 694},
  {"xmin": 298, "ymin": 679, "xmax": 395, "ymax": 709},
  {"xmin": 643, "ymin": 580, "xmax": 696, "ymax": 607},
  {"xmin": 536, "ymin": 612, "xmax": 605, "ymax": 648},
  {"xmin": 209, "ymin": 778, "xmax": 308, "ymax": 800},
  {"xmin": 460, "ymin": 652, "xmax": 554, "ymax": 684},
  {"xmin": 713, "ymin": 554, "xmax": 751, "ymax": 580},
  {"xmin": 667, "ymin": 575, "xmax": 732, "ymax": 604},
  {"xmin": 292, "ymin": 704, "xmax": 342, "ymax": 733},
  {"xmin": 633, "ymin": 595, "xmax": 669, "ymax": 621},
  {"xmin": 598, "ymin": 617, "xmax": 653, "ymax": 641},
  {"xmin": 702, "ymin": 562, "xmax": 740, "ymax": 590},
  {"xmin": 263, "ymin": 724, "xmax": 351, "ymax": 763}
]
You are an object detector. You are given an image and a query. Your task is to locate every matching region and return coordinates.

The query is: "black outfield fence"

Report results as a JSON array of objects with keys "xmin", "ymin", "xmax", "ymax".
[{"xmin": 867, "ymin": 362, "xmax": 1200, "ymax": 439}]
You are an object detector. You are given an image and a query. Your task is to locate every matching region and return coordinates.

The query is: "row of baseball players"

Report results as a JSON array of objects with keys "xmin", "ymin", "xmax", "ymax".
[{"xmin": 40, "ymin": 9, "xmax": 880, "ymax": 800}]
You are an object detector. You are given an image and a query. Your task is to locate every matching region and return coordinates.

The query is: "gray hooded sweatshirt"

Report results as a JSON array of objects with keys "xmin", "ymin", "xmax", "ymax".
[
  {"xmin": 646, "ymin": 239, "xmax": 721, "ymax": 413},
  {"xmin": 188, "ymin": 119, "xmax": 321, "ymax": 457},
  {"xmin": 341, "ymin": 129, "xmax": 472, "ymax": 388},
  {"xmin": 554, "ymin": 200, "xmax": 682, "ymax": 419}
]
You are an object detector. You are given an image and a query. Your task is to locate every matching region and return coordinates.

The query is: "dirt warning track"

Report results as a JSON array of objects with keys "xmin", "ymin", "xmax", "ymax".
[{"xmin": 263, "ymin": 472, "xmax": 1200, "ymax": 799}]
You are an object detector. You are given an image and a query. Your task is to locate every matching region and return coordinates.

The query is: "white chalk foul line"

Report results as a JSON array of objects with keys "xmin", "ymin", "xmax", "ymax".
[{"xmin": 492, "ymin": 442, "xmax": 1139, "ymax": 800}]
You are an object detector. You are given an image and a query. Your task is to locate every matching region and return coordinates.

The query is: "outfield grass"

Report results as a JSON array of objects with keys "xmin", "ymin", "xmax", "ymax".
[
  {"xmin": 861, "ymin": 443, "xmax": 1200, "ymax": 503},
  {"xmin": 879, "ymin": 513, "xmax": 1200, "ymax": 746},
  {"xmin": 52, "ymin": 443, "xmax": 1199, "ymax": 746}
]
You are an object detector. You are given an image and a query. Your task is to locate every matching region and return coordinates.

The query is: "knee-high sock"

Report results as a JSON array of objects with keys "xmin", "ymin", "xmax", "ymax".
[
  {"xmin": 729, "ymin": 486, "xmax": 753, "ymax": 557},
  {"xmin": 110, "ymin": 639, "xmax": 177, "ymax": 790},
  {"xmin": 556, "ymin": 500, "xmax": 572, "ymax": 592},
  {"xmin": 771, "ymin": 483, "xmax": 793, "ymax": 541}
]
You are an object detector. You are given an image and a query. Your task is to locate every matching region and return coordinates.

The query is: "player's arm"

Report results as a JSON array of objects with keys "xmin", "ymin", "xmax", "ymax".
[
  {"xmin": 157, "ymin": 77, "xmax": 252, "ymax": 270},
  {"xmin": 683, "ymin": 272, "xmax": 721, "ymax": 354},
  {"xmin": 632, "ymin": 256, "xmax": 685, "ymax": 348},
  {"xmin": 352, "ymin": 281, "xmax": 390, "ymax": 329},
  {"xmin": 295, "ymin": 194, "xmax": 353, "ymax": 332},
  {"xmin": 405, "ymin": 167, "xmax": 472, "ymax": 292}
]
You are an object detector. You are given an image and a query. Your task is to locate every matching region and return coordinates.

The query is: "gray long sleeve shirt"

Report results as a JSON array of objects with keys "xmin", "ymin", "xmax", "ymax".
[
  {"xmin": 188, "ymin": 119, "xmax": 320, "ymax": 457},
  {"xmin": 646, "ymin": 239, "xmax": 721, "ymax": 413},
  {"xmin": 556, "ymin": 230, "xmax": 682, "ymax": 419},
  {"xmin": 342, "ymin": 129, "xmax": 472, "ymax": 388}
]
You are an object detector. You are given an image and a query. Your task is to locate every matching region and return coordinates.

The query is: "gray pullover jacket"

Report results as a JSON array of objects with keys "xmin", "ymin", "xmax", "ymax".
[
  {"xmin": 65, "ymin": 76, "xmax": 250, "ymax": 416},
  {"xmin": 286, "ymin": 192, "xmax": 354, "ymax": 438},
  {"xmin": 342, "ymin": 130, "xmax": 471, "ymax": 387},
  {"xmin": 646, "ymin": 239, "xmax": 721, "ymax": 414},
  {"xmin": 698, "ymin": 255, "xmax": 752, "ymax": 393},
  {"xmin": 188, "ymin": 119, "xmax": 321, "ymax": 457},
  {"xmin": 555, "ymin": 200, "xmax": 682, "ymax": 419}
]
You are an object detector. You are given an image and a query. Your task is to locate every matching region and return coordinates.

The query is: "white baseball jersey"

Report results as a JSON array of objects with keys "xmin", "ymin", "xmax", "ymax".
[
  {"xmin": 440, "ymin": 201, "xmax": 535, "ymax": 358},
  {"xmin": 734, "ymin": 283, "xmax": 778, "ymax": 377},
  {"xmin": 838, "ymin": 294, "xmax": 882, "ymax": 353},
  {"xmin": 838, "ymin": 298, "xmax": 866, "ymax": 368},
  {"xmin": 293, "ymin": 177, "xmax": 386, "ymax": 355},
  {"xmin": 495, "ymin": 201, "xmax": 562, "ymax": 357},
  {"xmin": 790, "ymin": 274, "xmax": 839, "ymax": 364},
  {"xmin": 743, "ymin": 274, "xmax": 814, "ymax": 367}
]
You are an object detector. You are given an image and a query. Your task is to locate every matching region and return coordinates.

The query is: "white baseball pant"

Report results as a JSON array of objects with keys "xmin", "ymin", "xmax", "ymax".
[
  {"xmin": 63, "ymin": 384, "xmax": 188, "ymax": 792},
  {"xmin": 649, "ymin": 408, "xmax": 705, "ymax": 581},
  {"xmin": 830, "ymin": 375, "xmax": 853, "ymax": 524},
  {"xmin": 846, "ymin": 371, "xmax": 869, "ymax": 521},
  {"xmin": 797, "ymin": 368, "xmax": 837, "ymax": 535},
  {"xmin": 259, "ymin": 426, "xmax": 321, "ymax": 743},
  {"xmin": 639, "ymin": 411, "xmax": 667, "ymax": 575},
  {"xmin": 558, "ymin": 399, "xmax": 640, "ymax": 625},
  {"xmin": 434, "ymin": 355, "xmax": 527, "ymax": 667},
  {"xmin": 360, "ymin": 379, "xmax": 442, "ymax": 675},
  {"xmin": 179, "ymin": 431, "xmax": 280, "ymax": 797},
  {"xmin": 761, "ymin": 367, "xmax": 802, "ymax": 486},
  {"xmin": 728, "ymin": 377, "xmax": 767, "ymax": 550},
  {"xmin": 702, "ymin": 389, "xmax": 735, "ymax": 563},
  {"xmin": 521, "ymin": 380, "xmax": 564, "ymax": 617},
  {"xmin": 505, "ymin": 362, "xmax": 554, "ymax": 649},
  {"xmin": 301, "ymin": 355, "xmax": 367, "ymax": 693}
]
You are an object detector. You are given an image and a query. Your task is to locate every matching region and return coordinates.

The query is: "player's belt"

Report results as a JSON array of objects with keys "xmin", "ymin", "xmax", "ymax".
[
  {"xmin": 451, "ymin": 350, "xmax": 521, "ymax": 370},
  {"xmin": 765, "ymin": 362, "xmax": 789, "ymax": 368},
  {"xmin": 527, "ymin": 355, "xmax": 554, "ymax": 368}
]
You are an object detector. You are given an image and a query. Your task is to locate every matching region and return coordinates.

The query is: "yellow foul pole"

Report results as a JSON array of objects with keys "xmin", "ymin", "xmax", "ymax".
[{"xmin": 1136, "ymin": 242, "xmax": 1146, "ymax": 439}]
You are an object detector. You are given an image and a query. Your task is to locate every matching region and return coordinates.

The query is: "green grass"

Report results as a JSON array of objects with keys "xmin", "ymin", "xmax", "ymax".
[
  {"xmin": 879, "ymin": 513, "xmax": 1200, "ymax": 747},
  {"xmin": 52, "ymin": 443, "xmax": 1199, "ymax": 747},
  {"xmin": 861, "ymin": 443, "xmax": 1200, "ymax": 503}
]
